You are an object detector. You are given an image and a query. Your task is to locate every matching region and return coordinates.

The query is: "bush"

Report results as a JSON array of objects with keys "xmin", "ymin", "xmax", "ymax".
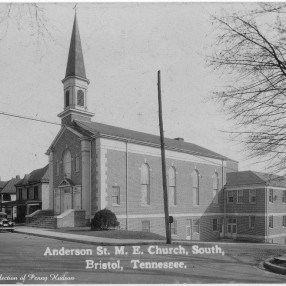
[{"xmin": 91, "ymin": 208, "xmax": 119, "ymax": 230}]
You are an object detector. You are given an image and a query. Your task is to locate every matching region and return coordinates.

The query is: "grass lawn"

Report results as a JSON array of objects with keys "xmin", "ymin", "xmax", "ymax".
[{"xmin": 54, "ymin": 228, "xmax": 165, "ymax": 240}]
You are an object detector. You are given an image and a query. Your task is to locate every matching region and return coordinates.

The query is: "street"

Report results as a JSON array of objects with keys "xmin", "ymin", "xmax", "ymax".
[{"xmin": 0, "ymin": 232, "xmax": 285, "ymax": 283}]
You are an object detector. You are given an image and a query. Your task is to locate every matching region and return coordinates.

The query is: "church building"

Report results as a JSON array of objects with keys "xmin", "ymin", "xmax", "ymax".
[{"xmin": 46, "ymin": 14, "xmax": 238, "ymax": 240}]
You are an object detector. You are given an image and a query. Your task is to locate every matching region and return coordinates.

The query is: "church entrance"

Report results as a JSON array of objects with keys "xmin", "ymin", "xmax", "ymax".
[{"xmin": 54, "ymin": 183, "xmax": 82, "ymax": 215}]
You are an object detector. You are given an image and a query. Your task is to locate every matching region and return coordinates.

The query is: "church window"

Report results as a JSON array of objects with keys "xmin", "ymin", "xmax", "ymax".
[
  {"xmin": 142, "ymin": 221, "xmax": 150, "ymax": 232},
  {"xmin": 56, "ymin": 160, "xmax": 59, "ymax": 176},
  {"xmin": 62, "ymin": 149, "xmax": 72, "ymax": 179},
  {"xmin": 112, "ymin": 186, "xmax": 120, "ymax": 206},
  {"xmin": 168, "ymin": 167, "xmax": 176, "ymax": 206},
  {"xmin": 213, "ymin": 172, "xmax": 219, "ymax": 204},
  {"xmin": 192, "ymin": 170, "xmax": 200, "ymax": 206},
  {"xmin": 77, "ymin": 90, "xmax": 84, "ymax": 107},
  {"xmin": 65, "ymin": 90, "xmax": 70, "ymax": 107},
  {"xmin": 75, "ymin": 155, "xmax": 79, "ymax": 172},
  {"xmin": 141, "ymin": 163, "xmax": 150, "ymax": 205}
]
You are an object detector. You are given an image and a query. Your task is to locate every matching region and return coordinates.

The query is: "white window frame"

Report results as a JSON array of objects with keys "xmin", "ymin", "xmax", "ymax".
[
  {"xmin": 171, "ymin": 219, "xmax": 177, "ymax": 235},
  {"xmin": 282, "ymin": 190, "xmax": 286, "ymax": 203},
  {"xmin": 237, "ymin": 190, "xmax": 243, "ymax": 203},
  {"xmin": 227, "ymin": 191, "xmax": 234, "ymax": 204},
  {"xmin": 168, "ymin": 167, "xmax": 176, "ymax": 206},
  {"xmin": 193, "ymin": 219, "xmax": 200, "ymax": 234},
  {"xmin": 283, "ymin": 215, "xmax": 286, "ymax": 228},
  {"xmin": 269, "ymin": 189, "xmax": 273, "ymax": 203},
  {"xmin": 141, "ymin": 163, "xmax": 150, "ymax": 206},
  {"xmin": 192, "ymin": 170, "xmax": 199, "ymax": 206},
  {"xmin": 142, "ymin": 220, "xmax": 150, "ymax": 232},
  {"xmin": 249, "ymin": 216, "xmax": 255, "ymax": 229},
  {"xmin": 269, "ymin": 215, "xmax": 273, "ymax": 228},
  {"xmin": 249, "ymin": 190, "xmax": 256, "ymax": 204},
  {"xmin": 212, "ymin": 172, "xmax": 219, "ymax": 204},
  {"xmin": 213, "ymin": 218, "xmax": 218, "ymax": 231},
  {"xmin": 112, "ymin": 186, "xmax": 120, "ymax": 206}
]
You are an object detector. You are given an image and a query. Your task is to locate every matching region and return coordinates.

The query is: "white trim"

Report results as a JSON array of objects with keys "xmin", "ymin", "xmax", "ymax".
[
  {"xmin": 225, "ymin": 185, "xmax": 265, "ymax": 190},
  {"xmin": 116, "ymin": 212, "xmax": 286, "ymax": 219}
]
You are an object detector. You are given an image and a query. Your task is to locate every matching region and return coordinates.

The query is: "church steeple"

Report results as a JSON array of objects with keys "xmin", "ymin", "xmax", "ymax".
[
  {"xmin": 64, "ymin": 13, "xmax": 87, "ymax": 81},
  {"xmin": 58, "ymin": 13, "xmax": 94, "ymax": 126}
]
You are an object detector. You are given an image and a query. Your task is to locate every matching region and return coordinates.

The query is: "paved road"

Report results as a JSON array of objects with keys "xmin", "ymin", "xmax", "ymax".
[{"xmin": 0, "ymin": 232, "xmax": 285, "ymax": 283}]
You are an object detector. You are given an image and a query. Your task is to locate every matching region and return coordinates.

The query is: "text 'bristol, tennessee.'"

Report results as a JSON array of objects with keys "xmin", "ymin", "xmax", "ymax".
[{"xmin": 44, "ymin": 245, "xmax": 225, "ymax": 271}]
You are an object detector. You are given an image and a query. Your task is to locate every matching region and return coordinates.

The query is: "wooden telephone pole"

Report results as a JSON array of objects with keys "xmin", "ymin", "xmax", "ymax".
[{"xmin": 157, "ymin": 70, "xmax": 171, "ymax": 244}]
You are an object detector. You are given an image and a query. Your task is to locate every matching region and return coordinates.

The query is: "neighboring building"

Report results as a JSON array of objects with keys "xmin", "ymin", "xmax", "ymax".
[
  {"xmin": 225, "ymin": 171, "xmax": 286, "ymax": 244},
  {"xmin": 12, "ymin": 165, "xmax": 49, "ymax": 222},
  {"xmin": 45, "ymin": 14, "xmax": 238, "ymax": 239},
  {"xmin": 0, "ymin": 180, "xmax": 8, "ymax": 211},
  {"xmin": 0, "ymin": 176, "xmax": 21, "ymax": 218}
]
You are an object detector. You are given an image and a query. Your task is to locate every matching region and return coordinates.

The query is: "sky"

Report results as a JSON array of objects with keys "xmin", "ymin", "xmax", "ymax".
[{"xmin": 0, "ymin": 2, "xmax": 265, "ymax": 181}]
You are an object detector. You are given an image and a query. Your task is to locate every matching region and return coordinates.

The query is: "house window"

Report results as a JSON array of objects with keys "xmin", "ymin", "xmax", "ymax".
[
  {"xmin": 34, "ymin": 186, "xmax": 39, "ymax": 200},
  {"xmin": 212, "ymin": 172, "xmax": 219, "ymax": 204},
  {"xmin": 2, "ymin": 194, "xmax": 11, "ymax": 201},
  {"xmin": 237, "ymin": 190, "xmax": 243, "ymax": 203},
  {"xmin": 249, "ymin": 190, "xmax": 256, "ymax": 203},
  {"xmin": 249, "ymin": 216, "xmax": 256, "ymax": 228},
  {"xmin": 282, "ymin": 190, "xmax": 286, "ymax": 203},
  {"xmin": 29, "ymin": 188, "xmax": 34, "ymax": 200},
  {"xmin": 269, "ymin": 215, "xmax": 273, "ymax": 228},
  {"xmin": 168, "ymin": 167, "xmax": 176, "ymax": 206},
  {"xmin": 171, "ymin": 220, "xmax": 177, "ymax": 235},
  {"xmin": 63, "ymin": 149, "xmax": 72, "ymax": 179},
  {"xmin": 56, "ymin": 160, "xmax": 59, "ymax": 176},
  {"xmin": 141, "ymin": 163, "xmax": 150, "ymax": 205},
  {"xmin": 213, "ymin": 218, "xmax": 218, "ymax": 231},
  {"xmin": 269, "ymin": 189, "xmax": 273, "ymax": 203},
  {"xmin": 77, "ymin": 90, "xmax": 84, "ymax": 107},
  {"xmin": 112, "ymin": 186, "xmax": 120, "ymax": 206},
  {"xmin": 227, "ymin": 191, "xmax": 234, "ymax": 203},
  {"xmin": 192, "ymin": 170, "xmax": 199, "ymax": 206},
  {"xmin": 193, "ymin": 219, "xmax": 200, "ymax": 233},
  {"xmin": 283, "ymin": 215, "xmax": 286, "ymax": 227},
  {"xmin": 142, "ymin": 221, "xmax": 150, "ymax": 232},
  {"xmin": 27, "ymin": 188, "xmax": 30, "ymax": 200},
  {"xmin": 18, "ymin": 188, "xmax": 22, "ymax": 200},
  {"xmin": 65, "ymin": 90, "xmax": 70, "ymax": 107},
  {"xmin": 75, "ymin": 155, "xmax": 79, "ymax": 172}
]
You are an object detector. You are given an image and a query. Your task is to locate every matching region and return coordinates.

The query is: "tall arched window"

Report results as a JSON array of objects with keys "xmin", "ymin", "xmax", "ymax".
[
  {"xmin": 141, "ymin": 163, "xmax": 150, "ymax": 205},
  {"xmin": 77, "ymin": 90, "xmax": 84, "ymax": 107},
  {"xmin": 168, "ymin": 167, "xmax": 176, "ymax": 206},
  {"xmin": 62, "ymin": 149, "xmax": 71, "ymax": 179},
  {"xmin": 213, "ymin": 172, "xmax": 219, "ymax": 204},
  {"xmin": 192, "ymin": 170, "xmax": 199, "ymax": 206},
  {"xmin": 65, "ymin": 90, "xmax": 70, "ymax": 107}
]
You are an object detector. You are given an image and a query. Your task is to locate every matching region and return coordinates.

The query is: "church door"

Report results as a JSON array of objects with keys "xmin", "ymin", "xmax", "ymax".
[
  {"xmin": 61, "ymin": 188, "xmax": 72, "ymax": 212},
  {"xmin": 54, "ymin": 189, "xmax": 61, "ymax": 215},
  {"xmin": 73, "ymin": 186, "xmax": 82, "ymax": 210}
]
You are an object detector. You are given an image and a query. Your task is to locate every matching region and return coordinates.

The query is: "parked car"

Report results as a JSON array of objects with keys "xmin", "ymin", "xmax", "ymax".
[{"xmin": 0, "ymin": 212, "xmax": 14, "ymax": 232}]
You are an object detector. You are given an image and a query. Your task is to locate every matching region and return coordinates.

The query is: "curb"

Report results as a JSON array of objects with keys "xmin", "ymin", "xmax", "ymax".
[
  {"xmin": 263, "ymin": 258, "xmax": 286, "ymax": 275},
  {"xmin": 14, "ymin": 230, "xmax": 166, "ymax": 246}
]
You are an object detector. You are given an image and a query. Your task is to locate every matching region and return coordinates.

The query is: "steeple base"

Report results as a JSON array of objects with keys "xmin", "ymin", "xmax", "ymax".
[{"xmin": 58, "ymin": 108, "xmax": 94, "ymax": 126}]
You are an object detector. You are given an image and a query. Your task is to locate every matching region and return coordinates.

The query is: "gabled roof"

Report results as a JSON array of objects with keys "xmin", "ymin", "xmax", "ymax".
[
  {"xmin": 73, "ymin": 120, "xmax": 230, "ymax": 161},
  {"xmin": 64, "ymin": 13, "xmax": 87, "ymax": 80},
  {"xmin": 226, "ymin": 170, "xmax": 286, "ymax": 188},
  {"xmin": 0, "ymin": 181, "xmax": 8, "ymax": 190},
  {"xmin": 1, "ymin": 177, "xmax": 21, "ymax": 194},
  {"xmin": 15, "ymin": 165, "xmax": 49, "ymax": 187}
]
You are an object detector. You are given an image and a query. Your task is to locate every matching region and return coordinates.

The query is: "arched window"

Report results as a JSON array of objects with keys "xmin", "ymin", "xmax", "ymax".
[
  {"xmin": 77, "ymin": 90, "xmax": 84, "ymax": 107},
  {"xmin": 168, "ymin": 167, "xmax": 176, "ymax": 205},
  {"xmin": 65, "ymin": 90, "xmax": 70, "ymax": 107},
  {"xmin": 213, "ymin": 172, "xmax": 219, "ymax": 204},
  {"xmin": 192, "ymin": 170, "xmax": 199, "ymax": 206},
  {"xmin": 62, "ymin": 149, "xmax": 71, "ymax": 179},
  {"xmin": 141, "ymin": 163, "xmax": 150, "ymax": 205}
]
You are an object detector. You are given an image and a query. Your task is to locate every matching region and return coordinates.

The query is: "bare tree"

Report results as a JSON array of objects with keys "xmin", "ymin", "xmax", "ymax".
[
  {"xmin": 208, "ymin": 3, "xmax": 286, "ymax": 173},
  {"xmin": 0, "ymin": 4, "xmax": 53, "ymax": 45}
]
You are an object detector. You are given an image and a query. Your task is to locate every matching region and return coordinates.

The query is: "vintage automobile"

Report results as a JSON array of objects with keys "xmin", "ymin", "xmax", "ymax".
[{"xmin": 0, "ymin": 212, "xmax": 14, "ymax": 232}]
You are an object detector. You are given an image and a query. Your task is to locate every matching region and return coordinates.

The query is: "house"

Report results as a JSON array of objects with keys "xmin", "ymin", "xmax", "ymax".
[
  {"xmin": 42, "ymin": 13, "xmax": 239, "ymax": 239},
  {"xmin": 0, "ymin": 176, "xmax": 21, "ymax": 218},
  {"xmin": 0, "ymin": 180, "xmax": 8, "ymax": 211},
  {"xmin": 12, "ymin": 165, "xmax": 49, "ymax": 223},
  {"xmin": 225, "ymin": 170, "xmax": 286, "ymax": 244}
]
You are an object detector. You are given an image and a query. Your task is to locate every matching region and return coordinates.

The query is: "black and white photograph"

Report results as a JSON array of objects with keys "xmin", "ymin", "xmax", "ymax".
[{"xmin": 0, "ymin": 1, "xmax": 286, "ymax": 283}]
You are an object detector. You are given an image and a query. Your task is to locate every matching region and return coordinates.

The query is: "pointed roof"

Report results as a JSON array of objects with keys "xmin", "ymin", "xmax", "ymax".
[
  {"xmin": 226, "ymin": 170, "xmax": 286, "ymax": 188},
  {"xmin": 64, "ymin": 13, "xmax": 87, "ymax": 80}
]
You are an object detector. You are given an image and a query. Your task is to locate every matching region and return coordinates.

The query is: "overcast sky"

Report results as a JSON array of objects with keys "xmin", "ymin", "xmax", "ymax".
[{"xmin": 0, "ymin": 2, "xmax": 265, "ymax": 181}]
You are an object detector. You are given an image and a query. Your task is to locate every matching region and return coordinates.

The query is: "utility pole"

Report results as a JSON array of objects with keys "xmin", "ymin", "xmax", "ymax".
[{"xmin": 157, "ymin": 70, "xmax": 171, "ymax": 244}]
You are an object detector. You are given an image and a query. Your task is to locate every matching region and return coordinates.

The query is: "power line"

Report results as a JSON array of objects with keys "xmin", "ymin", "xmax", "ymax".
[{"xmin": 0, "ymin": 111, "xmax": 60, "ymax": 126}]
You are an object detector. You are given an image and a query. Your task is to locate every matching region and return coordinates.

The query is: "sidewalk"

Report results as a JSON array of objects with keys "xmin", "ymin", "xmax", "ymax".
[{"xmin": 14, "ymin": 226, "xmax": 165, "ymax": 246}]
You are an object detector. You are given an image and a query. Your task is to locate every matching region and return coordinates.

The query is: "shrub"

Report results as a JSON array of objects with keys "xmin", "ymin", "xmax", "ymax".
[{"xmin": 91, "ymin": 208, "xmax": 119, "ymax": 230}]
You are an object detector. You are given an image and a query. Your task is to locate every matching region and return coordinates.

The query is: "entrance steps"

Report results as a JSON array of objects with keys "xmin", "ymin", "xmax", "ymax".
[{"xmin": 26, "ymin": 210, "xmax": 56, "ymax": 229}]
